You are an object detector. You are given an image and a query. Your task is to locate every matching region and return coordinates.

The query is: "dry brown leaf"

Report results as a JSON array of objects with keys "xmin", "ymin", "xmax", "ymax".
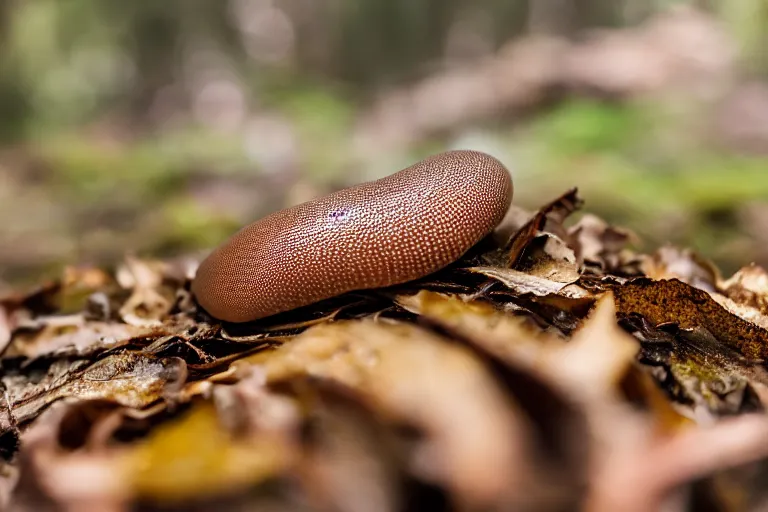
[
  {"xmin": 0, "ymin": 305, "xmax": 11, "ymax": 355},
  {"xmin": 515, "ymin": 233, "xmax": 582, "ymax": 283},
  {"xmin": 248, "ymin": 319, "xmax": 532, "ymax": 509},
  {"xmin": 5, "ymin": 319, "xmax": 148, "ymax": 359},
  {"xmin": 721, "ymin": 264, "xmax": 768, "ymax": 315},
  {"xmin": 642, "ymin": 245, "xmax": 721, "ymax": 291},
  {"xmin": 549, "ymin": 293, "xmax": 639, "ymax": 400},
  {"xmin": 620, "ymin": 365, "xmax": 693, "ymax": 434},
  {"xmin": 117, "ymin": 257, "xmax": 178, "ymax": 327},
  {"xmin": 492, "ymin": 203, "xmax": 535, "ymax": 246},
  {"xmin": 4, "ymin": 353, "xmax": 186, "ymax": 428},
  {"xmin": 640, "ymin": 252, "xmax": 768, "ymax": 335},
  {"xmin": 561, "ymin": 296, "xmax": 680, "ymax": 512},
  {"xmin": 15, "ymin": 397, "xmax": 298, "ymax": 508},
  {"xmin": 299, "ymin": 386, "xmax": 401, "ymax": 512},
  {"xmin": 0, "ymin": 281, "xmax": 62, "ymax": 320},
  {"xmin": 396, "ymin": 290, "xmax": 565, "ymax": 368},
  {"xmin": 709, "ymin": 290, "xmax": 768, "ymax": 333},
  {"xmin": 125, "ymin": 401, "xmax": 296, "ymax": 501},
  {"xmin": 14, "ymin": 401, "xmax": 131, "ymax": 511},
  {"xmin": 570, "ymin": 214, "xmax": 641, "ymax": 273},
  {"xmin": 504, "ymin": 188, "xmax": 583, "ymax": 268},
  {"xmin": 395, "ymin": 290, "xmax": 592, "ymax": 508},
  {"xmin": 612, "ymin": 278, "xmax": 768, "ymax": 360},
  {"xmin": 467, "ymin": 266, "xmax": 589, "ymax": 298},
  {"xmin": 587, "ymin": 414, "xmax": 768, "ymax": 512}
]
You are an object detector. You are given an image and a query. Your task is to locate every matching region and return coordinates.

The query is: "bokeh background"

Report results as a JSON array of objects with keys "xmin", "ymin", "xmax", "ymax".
[{"xmin": 1, "ymin": 0, "xmax": 767, "ymax": 291}]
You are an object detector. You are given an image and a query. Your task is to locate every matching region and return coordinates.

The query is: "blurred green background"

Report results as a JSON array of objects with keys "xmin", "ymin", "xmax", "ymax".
[{"xmin": 1, "ymin": 0, "xmax": 767, "ymax": 290}]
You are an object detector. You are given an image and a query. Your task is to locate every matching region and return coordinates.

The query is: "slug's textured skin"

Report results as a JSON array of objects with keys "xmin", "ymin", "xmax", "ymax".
[{"xmin": 192, "ymin": 150, "xmax": 513, "ymax": 322}]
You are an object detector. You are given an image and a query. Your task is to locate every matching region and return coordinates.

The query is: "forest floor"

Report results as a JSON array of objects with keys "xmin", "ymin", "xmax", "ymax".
[{"xmin": 2, "ymin": 189, "xmax": 768, "ymax": 510}]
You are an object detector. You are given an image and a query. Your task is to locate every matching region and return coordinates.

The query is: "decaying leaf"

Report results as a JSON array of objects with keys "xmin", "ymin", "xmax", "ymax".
[
  {"xmin": 298, "ymin": 384, "xmax": 402, "ymax": 512},
  {"xmin": 13, "ymin": 388, "xmax": 299, "ymax": 509},
  {"xmin": 396, "ymin": 290, "xmax": 565, "ymax": 359},
  {"xmin": 0, "ymin": 306, "xmax": 11, "ymax": 355},
  {"xmin": 570, "ymin": 213, "xmax": 641, "ymax": 274},
  {"xmin": 722, "ymin": 264, "xmax": 768, "ymax": 316},
  {"xmin": 467, "ymin": 266, "xmax": 588, "ymax": 297},
  {"xmin": 126, "ymin": 401, "xmax": 296, "ymax": 500},
  {"xmin": 642, "ymin": 245, "xmax": 721, "ymax": 290},
  {"xmin": 396, "ymin": 290, "xmax": 591, "ymax": 507},
  {"xmin": 504, "ymin": 188, "xmax": 583, "ymax": 268},
  {"xmin": 247, "ymin": 319, "xmax": 533, "ymax": 509},
  {"xmin": 5, "ymin": 318, "xmax": 149, "ymax": 359},
  {"xmin": 116, "ymin": 257, "xmax": 183, "ymax": 327},
  {"xmin": 3, "ymin": 352, "xmax": 186, "ymax": 429},
  {"xmin": 611, "ymin": 278, "xmax": 768, "ymax": 360},
  {"xmin": 550, "ymin": 293, "xmax": 639, "ymax": 399}
]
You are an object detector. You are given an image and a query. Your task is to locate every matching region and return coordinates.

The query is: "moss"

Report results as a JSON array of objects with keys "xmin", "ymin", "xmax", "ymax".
[{"xmin": 157, "ymin": 197, "xmax": 242, "ymax": 252}]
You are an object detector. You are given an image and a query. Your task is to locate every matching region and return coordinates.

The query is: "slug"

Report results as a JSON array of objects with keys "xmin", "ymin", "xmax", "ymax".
[{"xmin": 192, "ymin": 150, "xmax": 513, "ymax": 322}]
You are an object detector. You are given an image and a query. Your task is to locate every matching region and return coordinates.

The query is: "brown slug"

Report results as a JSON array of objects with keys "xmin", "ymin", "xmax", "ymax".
[{"xmin": 192, "ymin": 150, "xmax": 513, "ymax": 322}]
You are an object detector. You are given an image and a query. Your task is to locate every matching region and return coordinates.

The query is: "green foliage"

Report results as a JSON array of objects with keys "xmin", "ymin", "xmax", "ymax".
[
  {"xmin": 157, "ymin": 197, "xmax": 243, "ymax": 252},
  {"xmin": 35, "ymin": 129, "xmax": 249, "ymax": 204},
  {"xmin": 717, "ymin": 0, "xmax": 768, "ymax": 76},
  {"xmin": 265, "ymin": 83, "xmax": 356, "ymax": 181},
  {"xmin": 527, "ymin": 99, "xmax": 648, "ymax": 155}
]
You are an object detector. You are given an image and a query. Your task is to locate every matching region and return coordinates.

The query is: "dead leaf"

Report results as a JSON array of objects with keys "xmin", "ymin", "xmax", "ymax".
[
  {"xmin": 250, "ymin": 319, "xmax": 532, "ymax": 509},
  {"xmin": 720, "ymin": 264, "xmax": 768, "ymax": 316},
  {"xmin": 117, "ymin": 257, "xmax": 177, "ymax": 327},
  {"xmin": 515, "ymin": 233, "xmax": 582, "ymax": 283},
  {"xmin": 0, "ymin": 305, "xmax": 11, "ymax": 356},
  {"xmin": 587, "ymin": 414, "xmax": 768, "ymax": 512},
  {"xmin": 642, "ymin": 245, "xmax": 721, "ymax": 291},
  {"xmin": 550, "ymin": 293, "xmax": 639, "ymax": 400},
  {"xmin": 5, "ymin": 318, "xmax": 148, "ymax": 359},
  {"xmin": 396, "ymin": 290, "xmax": 564, "ymax": 368},
  {"xmin": 466, "ymin": 266, "xmax": 587, "ymax": 298},
  {"xmin": 504, "ymin": 188, "xmax": 583, "ymax": 268},
  {"xmin": 299, "ymin": 385, "xmax": 402, "ymax": 512},
  {"xmin": 126, "ymin": 401, "xmax": 296, "ymax": 501},
  {"xmin": 4, "ymin": 353, "xmax": 186, "ymax": 429},
  {"xmin": 570, "ymin": 214, "xmax": 641, "ymax": 274},
  {"xmin": 395, "ymin": 290, "xmax": 592, "ymax": 509},
  {"xmin": 612, "ymin": 278, "xmax": 768, "ymax": 360}
]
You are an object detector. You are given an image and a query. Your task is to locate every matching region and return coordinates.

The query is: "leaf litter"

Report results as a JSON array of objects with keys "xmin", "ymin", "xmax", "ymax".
[{"xmin": 2, "ymin": 189, "xmax": 768, "ymax": 511}]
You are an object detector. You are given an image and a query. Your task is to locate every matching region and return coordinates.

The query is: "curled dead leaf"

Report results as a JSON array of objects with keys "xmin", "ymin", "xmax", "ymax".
[
  {"xmin": 467, "ymin": 266, "xmax": 589, "ymax": 298},
  {"xmin": 570, "ymin": 214, "xmax": 641, "ymax": 274},
  {"xmin": 504, "ymin": 188, "xmax": 583, "ymax": 268}
]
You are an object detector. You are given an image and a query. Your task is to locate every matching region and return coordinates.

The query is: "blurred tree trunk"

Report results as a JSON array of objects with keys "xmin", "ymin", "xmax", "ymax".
[
  {"xmin": 333, "ymin": 0, "xmax": 460, "ymax": 87},
  {"xmin": 0, "ymin": 0, "xmax": 31, "ymax": 142},
  {"xmin": 576, "ymin": 0, "xmax": 623, "ymax": 27},
  {"xmin": 488, "ymin": 0, "xmax": 529, "ymax": 46},
  {"xmin": 527, "ymin": 0, "xmax": 626, "ymax": 36},
  {"xmin": 527, "ymin": 0, "xmax": 577, "ymax": 35},
  {"xmin": 129, "ymin": 4, "xmax": 183, "ymax": 117},
  {"xmin": 102, "ymin": 0, "xmax": 246, "ymax": 125},
  {"xmin": 284, "ymin": 0, "xmax": 342, "ymax": 77}
]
